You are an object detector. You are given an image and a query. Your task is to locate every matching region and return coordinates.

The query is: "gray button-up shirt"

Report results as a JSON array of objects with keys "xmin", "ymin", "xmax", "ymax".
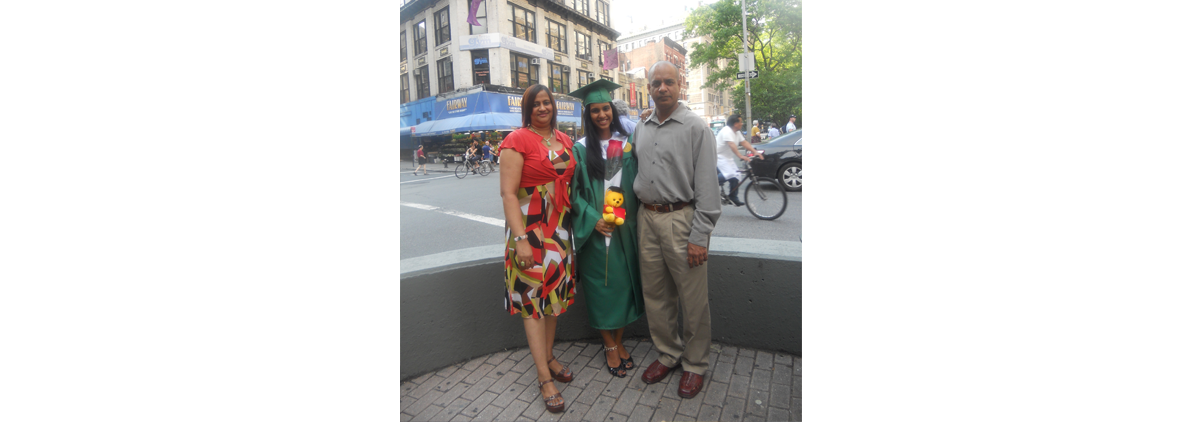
[{"xmin": 631, "ymin": 105, "xmax": 722, "ymax": 248}]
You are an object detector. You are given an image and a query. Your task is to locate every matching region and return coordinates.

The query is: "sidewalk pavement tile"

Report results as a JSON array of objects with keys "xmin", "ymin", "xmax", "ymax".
[
  {"xmin": 450, "ymin": 413, "xmax": 472, "ymax": 422},
  {"xmin": 570, "ymin": 364, "xmax": 600, "ymax": 389},
  {"xmin": 578, "ymin": 377, "xmax": 608, "ymax": 406},
  {"xmin": 520, "ymin": 396, "xmax": 547, "ymax": 420},
  {"xmin": 611, "ymin": 388, "xmax": 641, "ymax": 416},
  {"xmin": 412, "ymin": 403, "xmax": 445, "ymax": 422},
  {"xmin": 439, "ymin": 397, "xmax": 470, "ymax": 421},
  {"xmin": 772, "ymin": 364, "xmax": 792, "ymax": 385},
  {"xmin": 558, "ymin": 403, "xmax": 588, "ymax": 422},
  {"xmin": 435, "ymin": 364, "xmax": 460, "ymax": 378},
  {"xmin": 497, "ymin": 397, "xmax": 532, "ymax": 422},
  {"xmin": 554, "ymin": 341, "xmax": 569, "ymax": 352},
  {"xmin": 767, "ymin": 405, "xmax": 790, "ymax": 422},
  {"xmin": 750, "ymin": 368, "xmax": 772, "ymax": 392},
  {"xmin": 409, "ymin": 375, "xmax": 444, "ymax": 399},
  {"xmin": 721, "ymin": 394, "xmax": 748, "ymax": 422},
  {"xmin": 431, "ymin": 382, "xmax": 470, "ymax": 408},
  {"xmin": 485, "ymin": 349, "xmax": 513, "ymax": 365},
  {"xmin": 460, "ymin": 391, "xmax": 499, "ymax": 418},
  {"xmin": 460, "ymin": 376, "xmax": 497, "ymax": 401},
  {"xmin": 754, "ymin": 350, "xmax": 774, "ymax": 370},
  {"xmin": 582, "ymin": 394, "xmax": 618, "ymax": 421},
  {"xmin": 721, "ymin": 344, "xmax": 739, "ymax": 358},
  {"xmin": 744, "ymin": 414, "xmax": 767, "ymax": 422},
  {"xmin": 494, "ymin": 376, "xmax": 528, "ymax": 404},
  {"xmin": 516, "ymin": 351, "xmax": 536, "ymax": 372},
  {"xmin": 746, "ymin": 389, "xmax": 769, "ymax": 418},
  {"xmin": 649, "ymin": 397, "xmax": 680, "ymax": 422},
  {"xmin": 728, "ymin": 374, "xmax": 751, "ymax": 398},
  {"xmin": 603, "ymin": 411, "xmax": 630, "ymax": 422},
  {"xmin": 738, "ymin": 347, "xmax": 756, "ymax": 357},
  {"xmin": 516, "ymin": 417, "xmax": 536, "ymax": 422},
  {"xmin": 769, "ymin": 382, "xmax": 790, "ymax": 409},
  {"xmin": 711, "ymin": 357, "xmax": 735, "ymax": 384},
  {"xmin": 601, "ymin": 372, "xmax": 631, "ymax": 398},
  {"xmin": 676, "ymin": 389, "xmax": 705, "ymax": 417},
  {"xmin": 477, "ymin": 403, "xmax": 505, "ymax": 421},
  {"xmin": 790, "ymin": 395, "xmax": 802, "ymax": 421},
  {"xmin": 461, "ymin": 355, "xmax": 489, "ymax": 372},
  {"xmin": 774, "ymin": 353, "xmax": 793, "ymax": 367},
  {"xmin": 636, "ymin": 378, "xmax": 668, "ymax": 407},
  {"xmin": 403, "ymin": 388, "xmax": 442, "ymax": 417},
  {"xmin": 493, "ymin": 358, "xmax": 517, "ymax": 376},
  {"xmin": 517, "ymin": 380, "xmax": 543, "ymax": 404},
  {"xmin": 516, "ymin": 362, "xmax": 540, "ymax": 386},
  {"xmin": 626, "ymin": 404, "xmax": 655, "ymax": 422},
  {"xmin": 559, "ymin": 384, "xmax": 585, "ymax": 409},
  {"xmin": 464, "ymin": 363, "xmax": 497, "ymax": 385},
  {"xmin": 435, "ymin": 367, "xmax": 471, "ymax": 392},
  {"xmin": 791, "ymin": 376, "xmax": 802, "ymax": 397},
  {"xmin": 734, "ymin": 354, "xmax": 755, "ymax": 376},
  {"xmin": 410, "ymin": 371, "xmax": 435, "ymax": 384},
  {"xmin": 698, "ymin": 404, "xmax": 723, "ymax": 422},
  {"xmin": 399, "ymin": 411, "xmax": 414, "ymax": 422},
  {"xmin": 557, "ymin": 345, "xmax": 585, "ymax": 364},
  {"xmin": 702, "ymin": 380, "xmax": 729, "ymax": 407}
]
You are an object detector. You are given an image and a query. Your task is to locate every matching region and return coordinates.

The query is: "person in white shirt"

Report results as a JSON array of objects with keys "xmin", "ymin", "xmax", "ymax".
[
  {"xmin": 715, "ymin": 114, "xmax": 762, "ymax": 207},
  {"xmin": 767, "ymin": 123, "xmax": 781, "ymax": 138},
  {"xmin": 785, "ymin": 116, "xmax": 797, "ymax": 133}
]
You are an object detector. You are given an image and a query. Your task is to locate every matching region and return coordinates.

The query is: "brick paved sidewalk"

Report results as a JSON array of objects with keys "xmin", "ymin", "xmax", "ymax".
[{"xmin": 401, "ymin": 338, "xmax": 801, "ymax": 422}]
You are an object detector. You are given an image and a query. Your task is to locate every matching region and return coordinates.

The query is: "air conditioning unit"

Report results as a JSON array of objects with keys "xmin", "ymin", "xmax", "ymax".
[{"xmin": 530, "ymin": 58, "xmax": 541, "ymax": 65}]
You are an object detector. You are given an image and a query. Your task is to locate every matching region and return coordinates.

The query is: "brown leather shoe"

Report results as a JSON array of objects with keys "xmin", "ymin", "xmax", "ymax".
[
  {"xmin": 678, "ymin": 371, "xmax": 704, "ymax": 398},
  {"xmin": 641, "ymin": 360, "xmax": 676, "ymax": 384}
]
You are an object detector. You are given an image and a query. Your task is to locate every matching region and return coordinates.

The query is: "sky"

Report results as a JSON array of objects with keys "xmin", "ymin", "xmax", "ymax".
[{"xmin": 608, "ymin": 0, "xmax": 715, "ymax": 36}]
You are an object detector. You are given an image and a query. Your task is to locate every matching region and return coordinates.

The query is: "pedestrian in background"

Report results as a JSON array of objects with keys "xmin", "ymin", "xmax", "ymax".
[
  {"xmin": 568, "ymin": 80, "xmax": 644, "ymax": 380},
  {"xmin": 785, "ymin": 115, "xmax": 797, "ymax": 133},
  {"xmin": 611, "ymin": 99, "xmax": 639, "ymax": 135},
  {"xmin": 414, "ymin": 145, "xmax": 428, "ymax": 176},
  {"xmin": 497, "ymin": 83, "xmax": 577, "ymax": 414},
  {"xmin": 631, "ymin": 61, "xmax": 721, "ymax": 400},
  {"xmin": 768, "ymin": 122, "xmax": 781, "ymax": 138},
  {"xmin": 481, "ymin": 140, "xmax": 493, "ymax": 167},
  {"xmin": 750, "ymin": 120, "xmax": 761, "ymax": 143}
]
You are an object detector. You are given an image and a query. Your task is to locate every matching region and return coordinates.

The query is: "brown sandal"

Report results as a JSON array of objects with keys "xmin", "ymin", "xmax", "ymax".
[
  {"xmin": 540, "ymin": 379, "xmax": 565, "ymax": 413},
  {"xmin": 548, "ymin": 358, "xmax": 573, "ymax": 383}
]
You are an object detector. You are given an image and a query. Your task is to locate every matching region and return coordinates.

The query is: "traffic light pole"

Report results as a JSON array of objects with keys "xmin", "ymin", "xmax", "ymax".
[{"xmin": 741, "ymin": 0, "xmax": 752, "ymax": 131}]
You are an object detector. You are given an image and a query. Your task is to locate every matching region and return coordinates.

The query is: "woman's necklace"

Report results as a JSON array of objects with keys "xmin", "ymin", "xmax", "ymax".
[{"xmin": 530, "ymin": 126, "xmax": 553, "ymax": 148}]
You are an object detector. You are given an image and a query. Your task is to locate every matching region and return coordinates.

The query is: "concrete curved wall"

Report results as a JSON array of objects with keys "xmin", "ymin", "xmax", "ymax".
[{"xmin": 401, "ymin": 237, "xmax": 801, "ymax": 380}]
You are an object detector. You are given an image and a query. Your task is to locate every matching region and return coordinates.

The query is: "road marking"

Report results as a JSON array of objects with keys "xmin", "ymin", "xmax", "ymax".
[
  {"xmin": 401, "ymin": 174, "xmax": 457, "ymax": 184},
  {"xmin": 400, "ymin": 201, "xmax": 506, "ymax": 227}
]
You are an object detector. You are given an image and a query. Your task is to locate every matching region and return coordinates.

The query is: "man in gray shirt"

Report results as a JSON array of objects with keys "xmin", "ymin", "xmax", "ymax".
[{"xmin": 630, "ymin": 61, "xmax": 721, "ymax": 399}]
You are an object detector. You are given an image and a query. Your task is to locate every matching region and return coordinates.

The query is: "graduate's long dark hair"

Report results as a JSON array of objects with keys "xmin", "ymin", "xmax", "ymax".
[{"xmin": 583, "ymin": 101, "xmax": 631, "ymax": 181}]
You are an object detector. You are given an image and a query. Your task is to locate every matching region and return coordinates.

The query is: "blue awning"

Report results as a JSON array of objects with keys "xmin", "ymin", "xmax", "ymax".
[{"xmin": 413, "ymin": 112, "xmax": 524, "ymax": 137}]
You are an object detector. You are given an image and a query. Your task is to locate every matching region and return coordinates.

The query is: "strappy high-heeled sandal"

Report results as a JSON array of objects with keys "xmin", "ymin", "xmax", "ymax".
[
  {"xmin": 620, "ymin": 355, "xmax": 636, "ymax": 370},
  {"xmin": 548, "ymin": 358, "xmax": 573, "ymax": 383},
  {"xmin": 539, "ymin": 379, "xmax": 565, "ymax": 413},
  {"xmin": 604, "ymin": 345, "xmax": 627, "ymax": 378}
]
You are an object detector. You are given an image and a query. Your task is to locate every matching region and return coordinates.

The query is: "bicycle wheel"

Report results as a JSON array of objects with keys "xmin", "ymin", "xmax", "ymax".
[
  {"xmin": 478, "ymin": 161, "xmax": 493, "ymax": 176},
  {"xmin": 455, "ymin": 162, "xmax": 469, "ymax": 179},
  {"xmin": 743, "ymin": 177, "xmax": 787, "ymax": 220}
]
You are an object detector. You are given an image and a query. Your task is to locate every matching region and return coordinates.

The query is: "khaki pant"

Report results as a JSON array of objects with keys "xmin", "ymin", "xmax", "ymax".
[{"xmin": 637, "ymin": 205, "xmax": 712, "ymax": 375}]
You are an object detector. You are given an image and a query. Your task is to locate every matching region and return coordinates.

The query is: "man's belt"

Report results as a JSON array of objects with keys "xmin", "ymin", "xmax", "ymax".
[{"xmin": 643, "ymin": 201, "xmax": 691, "ymax": 213}]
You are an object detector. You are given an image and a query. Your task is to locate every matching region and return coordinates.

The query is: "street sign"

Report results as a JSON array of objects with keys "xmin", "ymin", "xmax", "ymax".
[
  {"xmin": 738, "ymin": 52, "xmax": 756, "ymax": 72},
  {"xmin": 735, "ymin": 71, "xmax": 760, "ymax": 80}
]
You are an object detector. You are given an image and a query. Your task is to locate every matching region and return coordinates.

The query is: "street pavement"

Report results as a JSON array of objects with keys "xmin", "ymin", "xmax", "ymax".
[
  {"xmin": 400, "ymin": 161, "xmax": 802, "ymax": 260},
  {"xmin": 401, "ymin": 338, "xmax": 801, "ymax": 422}
]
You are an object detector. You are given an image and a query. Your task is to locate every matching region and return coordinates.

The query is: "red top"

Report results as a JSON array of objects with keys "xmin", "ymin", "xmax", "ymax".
[
  {"xmin": 499, "ymin": 127, "xmax": 576, "ymax": 214},
  {"xmin": 417, "ymin": 149, "xmax": 425, "ymax": 158}
]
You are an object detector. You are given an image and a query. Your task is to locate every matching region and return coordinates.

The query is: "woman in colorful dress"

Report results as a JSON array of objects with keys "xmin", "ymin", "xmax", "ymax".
[
  {"xmin": 498, "ymin": 84, "xmax": 577, "ymax": 414},
  {"xmin": 568, "ymin": 80, "xmax": 645, "ymax": 379}
]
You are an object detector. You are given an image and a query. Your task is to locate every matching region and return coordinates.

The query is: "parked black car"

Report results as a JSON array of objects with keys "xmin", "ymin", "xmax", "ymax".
[{"xmin": 749, "ymin": 129, "xmax": 801, "ymax": 191}]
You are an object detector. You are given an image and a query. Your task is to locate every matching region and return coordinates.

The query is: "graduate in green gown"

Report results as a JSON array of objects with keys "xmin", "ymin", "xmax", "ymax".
[{"xmin": 569, "ymin": 80, "xmax": 646, "ymax": 378}]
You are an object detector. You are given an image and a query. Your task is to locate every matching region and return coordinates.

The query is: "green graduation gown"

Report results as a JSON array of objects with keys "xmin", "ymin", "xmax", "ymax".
[{"xmin": 571, "ymin": 138, "xmax": 645, "ymax": 330}]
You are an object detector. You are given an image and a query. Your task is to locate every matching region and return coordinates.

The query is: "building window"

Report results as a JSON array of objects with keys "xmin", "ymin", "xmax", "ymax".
[
  {"xmin": 413, "ymin": 20, "xmax": 427, "ymax": 56},
  {"xmin": 468, "ymin": 0, "xmax": 488, "ymax": 35},
  {"xmin": 471, "ymin": 50, "xmax": 491, "ymax": 85},
  {"xmin": 573, "ymin": 0, "xmax": 590, "ymax": 19},
  {"xmin": 401, "ymin": 73, "xmax": 410, "ymax": 103},
  {"xmin": 577, "ymin": 70, "xmax": 593, "ymax": 91},
  {"xmin": 597, "ymin": 1, "xmax": 610, "ymax": 26},
  {"xmin": 414, "ymin": 65, "xmax": 431, "ymax": 99},
  {"xmin": 400, "ymin": 31, "xmax": 408, "ymax": 62},
  {"xmin": 510, "ymin": 53, "xmax": 538, "ymax": 89},
  {"xmin": 597, "ymin": 41, "xmax": 611, "ymax": 67},
  {"xmin": 547, "ymin": 19, "xmax": 567, "ymax": 54},
  {"xmin": 549, "ymin": 63, "xmax": 568, "ymax": 93},
  {"xmin": 434, "ymin": 7, "xmax": 452, "ymax": 46},
  {"xmin": 437, "ymin": 58, "xmax": 454, "ymax": 93},
  {"xmin": 575, "ymin": 31, "xmax": 591, "ymax": 60},
  {"xmin": 510, "ymin": 5, "xmax": 536, "ymax": 43},
  {"xmin": 600, "ymin": 74, "xmax": 612, "ymax": 82}
]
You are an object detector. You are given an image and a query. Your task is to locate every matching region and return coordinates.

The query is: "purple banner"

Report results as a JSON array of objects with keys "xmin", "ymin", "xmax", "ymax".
[
  {"xmin": 467, "ymin": 0, "xmax": 484, "ymax": 26},
  {"xmin": 603, "ymin": 49, "xmax": 618, "ymax": 70}
]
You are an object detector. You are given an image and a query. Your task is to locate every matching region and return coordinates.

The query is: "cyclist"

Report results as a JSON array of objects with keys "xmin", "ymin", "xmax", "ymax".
[
  {"xmin": 465, "ymin": 140, "xmax": 481, "ymax": 173},
  {"xmin": 715, "ymin": 114, "xmax": 762, "ymax": 207}
]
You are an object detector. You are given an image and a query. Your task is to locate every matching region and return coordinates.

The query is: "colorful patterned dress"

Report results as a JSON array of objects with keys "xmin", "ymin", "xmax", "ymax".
[{"xmin": 499, "ymin": 128, "xmax": 577, "ymax": 318}]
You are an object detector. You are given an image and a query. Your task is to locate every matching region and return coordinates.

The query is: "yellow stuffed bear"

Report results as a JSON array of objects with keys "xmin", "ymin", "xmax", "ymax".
[{"xmin": 601, "ymin": 187, "xmax": 626, "ymax": 226}]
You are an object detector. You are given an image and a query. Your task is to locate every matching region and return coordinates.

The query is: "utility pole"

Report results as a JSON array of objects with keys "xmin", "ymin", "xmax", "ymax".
[{"xmin": 740, "ymin": 0, "xmax": 751, "ymax": 130}]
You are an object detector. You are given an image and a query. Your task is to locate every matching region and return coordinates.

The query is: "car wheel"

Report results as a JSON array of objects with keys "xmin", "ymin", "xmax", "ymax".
[{"xmin": 777, "ymin": 162, "xmax": 801, "ymax": 192}]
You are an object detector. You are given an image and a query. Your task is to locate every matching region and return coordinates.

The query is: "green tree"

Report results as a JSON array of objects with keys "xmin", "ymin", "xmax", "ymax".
[{"xmin": 685, "ymin": 0, "xmax": 801, "ymax": 127}]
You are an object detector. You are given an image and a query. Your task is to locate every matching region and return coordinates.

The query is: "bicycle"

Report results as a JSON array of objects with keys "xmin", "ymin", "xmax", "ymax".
[
  {"xmin": 719, "ymin": 164, "xmax": 788, "ymax": 221},
  {"xmin": 455, "ymin": 155, "xmax": 492, "ymax": 178}
]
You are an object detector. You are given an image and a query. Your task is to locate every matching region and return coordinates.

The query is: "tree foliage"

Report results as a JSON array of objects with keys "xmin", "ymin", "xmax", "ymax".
[{"xmin": 685, "ymin": 0, "xmax": 801, "ymax": 126}]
